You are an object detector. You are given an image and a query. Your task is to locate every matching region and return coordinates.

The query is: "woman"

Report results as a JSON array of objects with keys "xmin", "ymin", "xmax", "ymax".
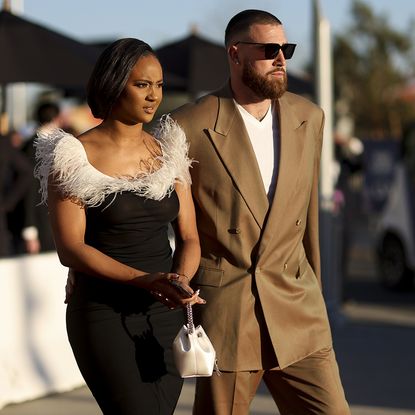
[{"xmin": 35, "ymin": 38, "xmax": 204, "ymax": 414}]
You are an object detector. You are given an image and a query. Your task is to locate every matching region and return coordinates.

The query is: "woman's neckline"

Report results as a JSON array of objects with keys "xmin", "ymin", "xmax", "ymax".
[{"xmin": 69, "ymin": 131, "xmax": 165, "ymax": 181}]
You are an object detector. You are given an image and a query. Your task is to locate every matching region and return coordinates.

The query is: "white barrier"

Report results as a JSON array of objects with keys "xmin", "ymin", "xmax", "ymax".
[{"xmin": 0, "ymin": 252, "xmax": 84, "ymax": 409}]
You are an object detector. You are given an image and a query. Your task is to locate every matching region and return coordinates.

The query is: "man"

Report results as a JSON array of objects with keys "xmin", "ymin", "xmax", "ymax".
[{"xmin": 172, "ymin": 9, "xmax": 350, "ymax": 415}]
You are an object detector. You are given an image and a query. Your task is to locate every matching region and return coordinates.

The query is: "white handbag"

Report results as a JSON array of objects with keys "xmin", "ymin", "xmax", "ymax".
[{"xmin": 172, "ymin": 303, "xmax": 217, "ymax": 378}]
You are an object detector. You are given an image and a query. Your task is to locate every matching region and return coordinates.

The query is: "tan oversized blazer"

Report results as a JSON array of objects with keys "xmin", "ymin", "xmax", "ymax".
[{"xmin": 172, "ymin": 84, "xmax": 332, "ymax": 371}]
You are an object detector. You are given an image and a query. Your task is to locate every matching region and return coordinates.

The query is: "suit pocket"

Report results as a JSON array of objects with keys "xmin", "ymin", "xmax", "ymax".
[
  {"xmin": 295, "ymin": 253, "xmax": 309, "ymax": 279},
  {"xmin": 284, "ymin": 250, "xmax": 309, "ymax": 279},
  {"xmin": 192, "ymin": 257, "xmax": 224, "ymax": 287}
]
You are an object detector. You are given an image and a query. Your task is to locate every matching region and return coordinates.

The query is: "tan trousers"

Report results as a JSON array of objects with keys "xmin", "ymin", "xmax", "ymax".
[{"xmin": 193, "ymin": 347, "xmax": 350, "ymax": 415}]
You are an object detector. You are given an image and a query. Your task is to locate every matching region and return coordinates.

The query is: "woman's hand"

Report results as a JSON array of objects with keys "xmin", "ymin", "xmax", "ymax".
[{"xmin": 133, "ymin": 272, "xmax": 205, "ymax": 309}]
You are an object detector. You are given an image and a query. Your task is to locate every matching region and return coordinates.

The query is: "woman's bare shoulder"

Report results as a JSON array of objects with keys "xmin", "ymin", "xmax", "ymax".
[
  {"xmin": 77, "ymin": 126, "xmax": 103, "ymax": 145},
  {"xmin": 77, "ymin": 127, "xmax": 110, "ymax": 160}
]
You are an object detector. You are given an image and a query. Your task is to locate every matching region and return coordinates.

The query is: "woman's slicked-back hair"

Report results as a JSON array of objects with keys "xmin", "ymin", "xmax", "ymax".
[
  {"xmin": 87, "ymin": 38, "xmax": 156, "ymax": 119},
  {"xmin": 224, "ymin": 9, "xmax": 282, "ymax": 47}
]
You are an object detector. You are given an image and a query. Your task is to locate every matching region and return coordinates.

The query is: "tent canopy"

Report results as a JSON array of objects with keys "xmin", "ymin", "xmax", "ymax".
[{"xmin": 0, "ymin": 10, "xmax": 100, "ymax": 87}]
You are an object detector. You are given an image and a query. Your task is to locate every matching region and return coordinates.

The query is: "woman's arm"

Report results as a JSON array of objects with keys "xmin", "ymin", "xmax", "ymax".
[
  {"xmin": 171, "ymin": 182, "xmax": 201, "ymax": 281},
  {"xmin": 48, "ymin": 178, "xmax": 197, "ymax": 307},
  {"xmin": 48, "ymin": 180, "xmax": 144, "ymax": 281}
]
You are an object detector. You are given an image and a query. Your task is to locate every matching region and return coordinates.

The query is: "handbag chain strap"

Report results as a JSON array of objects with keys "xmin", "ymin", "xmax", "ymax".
[
  {"xmin": 186, "ymin": 302, "xmax": 222, "ymax": 376},
  {"xmin": 186, "ymin": 303, "xmax": 195, "ymax": 334}
]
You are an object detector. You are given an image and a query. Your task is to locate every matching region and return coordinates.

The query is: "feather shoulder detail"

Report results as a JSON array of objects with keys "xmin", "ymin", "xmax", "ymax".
[{"xmin": 34, "ymin": 115, "xmax": 192, "ymax": 206}]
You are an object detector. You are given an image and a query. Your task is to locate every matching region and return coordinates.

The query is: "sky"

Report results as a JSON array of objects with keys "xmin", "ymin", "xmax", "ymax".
[{"xmin": 16, "ymin": 0, "xmax": 415, "ymax": 75}]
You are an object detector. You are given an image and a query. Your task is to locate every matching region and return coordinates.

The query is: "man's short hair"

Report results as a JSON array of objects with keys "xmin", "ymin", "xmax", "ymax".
[{"xmin": 225, "ymin": 9, "xmax": 282, "ymax": 47}]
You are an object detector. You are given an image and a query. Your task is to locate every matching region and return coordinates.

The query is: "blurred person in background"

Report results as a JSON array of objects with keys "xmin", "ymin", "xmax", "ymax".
[
  {"xmin": 6, "ymin": 128, "xmax": 26, "ymax": 253},
  {"xmin": 334, "ymin": 134, "xmax": 364, "ymax": 286},
  {"xmin": 172, "ymin": 9, "xmax": 350, "ymax": 415},
  {"xmin": 19, "ymin": 101, "xmax": 60, "ymax": 254},
  {"xmin": 0, "ymin": 132, "xmax": 32, "ymax": 257},
  {"xmin": 35, "ymin": 38, "xmax": 204, "ymax": 415},
  {"xmin": 8, "ymin": 129, "xmax": 24, "ymax": 149}
]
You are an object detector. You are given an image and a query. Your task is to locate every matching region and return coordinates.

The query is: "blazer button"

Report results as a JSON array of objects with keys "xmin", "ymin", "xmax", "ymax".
[
  {"xmin": 295, "ymin": 219, "xmax": 302, "ymax": 226},
  {"xmin": 283, "ymin": 263, "xmax": 288, "ymax": 270},
  {"xmin": 228, "ymin": 228, "xmax": 241, "ymax": 234}
]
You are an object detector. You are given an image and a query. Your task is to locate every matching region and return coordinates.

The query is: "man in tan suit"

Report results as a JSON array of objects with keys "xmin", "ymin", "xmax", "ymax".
[{"xmin": 172, "ymin": 9, "xmax": 350, "ymax": 415}]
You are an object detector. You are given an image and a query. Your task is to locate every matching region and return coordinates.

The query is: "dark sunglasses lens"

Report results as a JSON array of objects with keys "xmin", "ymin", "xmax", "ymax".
[
  {"xmin": 282, "ymin": 44, "xmax": 296, "ymax": 59},
  {"xmin": 264, "ymin": 44, "xmax": 281, "ymax": 59},
  {"xmin": 264, "ymin": 43, "xmax": 296, "ymax": 59}
]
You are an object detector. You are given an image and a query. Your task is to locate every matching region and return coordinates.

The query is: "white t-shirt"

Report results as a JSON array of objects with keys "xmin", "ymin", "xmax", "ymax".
[{"xmin": 235, "ymin": 102, "xmax": 279, "ymax": 201}]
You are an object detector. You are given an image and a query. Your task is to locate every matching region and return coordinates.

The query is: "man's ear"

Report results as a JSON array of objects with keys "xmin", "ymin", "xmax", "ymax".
[{"xmin": 228, "ymin": 45, "xmax": 239, "ymax": 64}]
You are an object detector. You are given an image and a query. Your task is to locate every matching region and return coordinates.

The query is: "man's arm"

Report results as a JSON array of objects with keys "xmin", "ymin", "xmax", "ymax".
[{"xmin": 303, "ymin": 110, "xmax": 324, "ymax": 288}]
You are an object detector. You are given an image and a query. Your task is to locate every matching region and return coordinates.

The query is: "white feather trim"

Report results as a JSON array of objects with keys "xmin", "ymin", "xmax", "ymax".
[{"xmin": 34, "ymin": 115, "xmax": 192, "ymax": 206}]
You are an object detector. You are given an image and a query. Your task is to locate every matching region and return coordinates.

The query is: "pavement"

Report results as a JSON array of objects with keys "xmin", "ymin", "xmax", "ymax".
[{"xmin": 1, "ymin": 218, "xmax": 415, "ymax": 414}]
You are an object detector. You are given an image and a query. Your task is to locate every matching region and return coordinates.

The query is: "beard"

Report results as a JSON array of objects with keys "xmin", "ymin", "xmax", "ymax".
[{"xmin": 242, "ymin": 62, "xmax": 287, "ymax": 99}]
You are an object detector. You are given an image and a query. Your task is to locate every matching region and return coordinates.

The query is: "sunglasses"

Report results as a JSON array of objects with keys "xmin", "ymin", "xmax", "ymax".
[{"xmin": 234, "ymin": 42, "xmax": 297, "ymax": 60}]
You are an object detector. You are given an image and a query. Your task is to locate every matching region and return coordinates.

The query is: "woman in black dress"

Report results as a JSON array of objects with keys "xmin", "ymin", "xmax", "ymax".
[{"xmin": 35, "ymin": 38, "xmax": 204, "ymax": 415}]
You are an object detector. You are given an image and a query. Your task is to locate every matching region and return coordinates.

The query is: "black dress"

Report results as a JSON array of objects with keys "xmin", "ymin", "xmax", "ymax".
[
  {"xmin": 67, "ymin": 192, "xmax": 184, "ymax": 415},
  {"xmin": 34, "ymin": 118, "xmax": 192, "ymax": 415}
]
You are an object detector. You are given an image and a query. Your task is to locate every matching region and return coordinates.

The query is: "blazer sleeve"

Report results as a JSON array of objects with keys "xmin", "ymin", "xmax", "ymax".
[{"xmin": 303, "ymin": 111, "xmax": 324, "ymax": 288}]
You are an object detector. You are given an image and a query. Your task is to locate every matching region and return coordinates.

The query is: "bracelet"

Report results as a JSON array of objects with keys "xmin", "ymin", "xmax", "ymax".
[{"xmin": 178, "ymin": 273, "xmax": 190, "ymax": 282}]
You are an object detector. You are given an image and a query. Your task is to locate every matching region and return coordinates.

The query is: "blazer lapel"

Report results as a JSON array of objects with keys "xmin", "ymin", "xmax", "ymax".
[
  {"xmin": 207, "ymin": 86, "xmax": 269, "ymax": 228},
  {"xmin": 258, "ymin": 95, "xmax": 306, "ymax": 254}
]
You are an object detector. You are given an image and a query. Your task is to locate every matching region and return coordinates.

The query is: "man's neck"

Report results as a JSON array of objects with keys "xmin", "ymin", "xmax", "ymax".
[
  {"xmin": 236, "ymin": 101, "xmax": 271, "ymax": 121},
  {"xmin": 231, "ymin": 80, "xmax": 273, "ymax": 121}
]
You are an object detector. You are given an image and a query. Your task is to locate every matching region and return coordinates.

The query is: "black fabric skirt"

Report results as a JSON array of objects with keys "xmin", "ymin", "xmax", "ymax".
[{"xmin": 66, "ymin": 275, "xmax": 184, "ymax": 415}]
